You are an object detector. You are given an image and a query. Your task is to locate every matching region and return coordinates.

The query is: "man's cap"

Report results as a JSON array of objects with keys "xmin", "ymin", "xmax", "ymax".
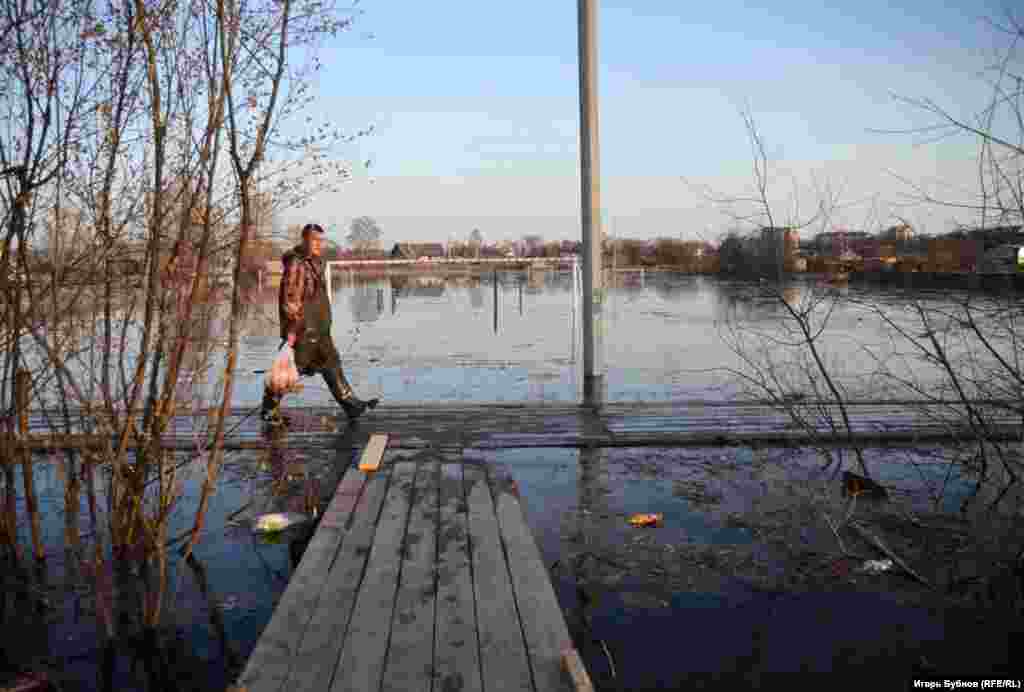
[{"xmin": 302, "ymin": 223, "xmax": 325, "ymax": 235}]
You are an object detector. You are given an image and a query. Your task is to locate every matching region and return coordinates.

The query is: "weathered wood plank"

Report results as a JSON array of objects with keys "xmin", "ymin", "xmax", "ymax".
[
  {"xmin": 380, "ymin": 460, "xmax": 440, "ymax": 692},
  {"xmin": 330, "ymin": 461, "xmax": 418, "ymax": 692},
  {"xmin": 280, "ymin": 460, "xmax": 394, "ymax": 692},
  {"xmin": 491, "ymin": 469, "xmax": 576, "ymax": 692},
  {"xmin": 433, "ymin": 461, "xmax": 483, "ymax": 692},
  {"xmin": 561, "ymin": 649, "xmax": 594, "ymax": 692},
  {"xmin": 235, "ymin": 466, "xmax": 368, "ymax": 692},
  {"xmin": 464, "ymin": 463, "xmax": 534, "ymax": 692},
  {"xmin": 359, "ymin": 433, "xmax": 389, "ymax": 471},
  {"xmin": 23, "ymin": 398, "xmax": 1024, "ymax": 422}
]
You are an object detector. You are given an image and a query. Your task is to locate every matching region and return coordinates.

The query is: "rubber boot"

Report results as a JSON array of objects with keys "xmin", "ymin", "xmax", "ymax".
[{"xmin": 324, "ymin": 367, "xmax": 379, "ymax": 420}]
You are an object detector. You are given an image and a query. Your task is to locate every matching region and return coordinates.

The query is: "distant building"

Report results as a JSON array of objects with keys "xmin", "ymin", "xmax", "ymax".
[
  {"xmin": 758, "ymin": 226, "xmax": 798, "ymax": 269},
  {"xmin": 880, "ymin": 224, "xmax": 913, "ymax": 243},
  {"xmin": 928, "ymin": 238, "xmax": 980, "ymax": 272},
  {"xmin": 850, "ymin": 238, "xmax": 881, "ymax": 259},
  {"xmin": 393, "ymin": 276, "xmax": 446, "ymax": 297},
  {"xmin": 522, "ymin": 235, "xmax": 546, "ymax": 257},
  {"xmin": 815, "ymin": 230, "xmax": 872, "ymax": 258},
  {"xmin": 390, "ymin": 242, "xmax": 446, "ymax": 259}
]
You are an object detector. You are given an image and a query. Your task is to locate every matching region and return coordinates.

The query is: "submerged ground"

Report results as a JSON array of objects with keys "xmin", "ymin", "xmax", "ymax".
[
  {"xmin": 4, "ymin": 271, "xmax": 1022, "ymax": 689},
  {"xmin": 3, "ymin": 438, "xmax": 1021, "ymax": 690}
]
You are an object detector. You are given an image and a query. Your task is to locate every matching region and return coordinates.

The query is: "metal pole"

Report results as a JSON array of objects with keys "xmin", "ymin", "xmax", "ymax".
[{"xmin": 578, "ymin": 0, "xmax": 604, "ymax": 406}]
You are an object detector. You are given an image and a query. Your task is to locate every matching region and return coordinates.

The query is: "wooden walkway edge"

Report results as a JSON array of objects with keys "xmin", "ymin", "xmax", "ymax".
[
  {"xmin": 235, "ymin": 444, "xmax": 587, "ymax": 692},
  {"xmin": 9, "ymin": 400, "xmax": 1024, "ymax": 454}
]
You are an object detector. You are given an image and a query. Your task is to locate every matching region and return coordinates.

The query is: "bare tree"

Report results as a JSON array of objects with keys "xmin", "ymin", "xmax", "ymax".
[
  {"xmin": 347, "ymin": 215, "xmax": 383, "ymax": 255},
  {"xmin": 0, "ymin": 0, "xmax": 370, "ymax": 650},
  {"xmin": 701, "ymin": 14, "xmax": 1024, "ymax": 605}
]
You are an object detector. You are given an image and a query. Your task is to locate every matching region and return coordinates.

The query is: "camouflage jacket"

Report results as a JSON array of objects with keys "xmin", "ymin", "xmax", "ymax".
[{"xmin": 279, "ymin": 245, "xmax": 331, "ymax": 341}]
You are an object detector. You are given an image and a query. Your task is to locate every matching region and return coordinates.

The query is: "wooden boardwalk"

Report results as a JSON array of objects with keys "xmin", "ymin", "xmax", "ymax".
[
  {"xmin": 15, "ymin": 399, "xmax": 1024, "ymax": 451},
  {"xmin": 233, "ymin": 445, "xmax": 584, "ymax": 692}
]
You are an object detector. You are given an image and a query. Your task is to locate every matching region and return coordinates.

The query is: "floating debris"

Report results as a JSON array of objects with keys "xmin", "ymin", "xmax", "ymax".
[
  {"xmin": 859, "ymin": 559, "xmax": 894, "ymax": 574},
  {"xmin": 842, "ymin": 471, "xmax": 888, "ymax": 500},
  {"xmin": 628, "ymin": 513, "xmax": 664, "ymax": 528},
  {"xmin": 253, "ymin": 512, "xmax": 312, "ymax": 534},
  {"xmin": 620, "ymin": 590, "xmax": 669, "ymax": 610},
  {"xmin": 1, "ymin": 672, "xmax": 50, "ymax": 692}
]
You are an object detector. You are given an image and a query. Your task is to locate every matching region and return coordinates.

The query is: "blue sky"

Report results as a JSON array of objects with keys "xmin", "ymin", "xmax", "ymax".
[{"xmin": 280, "ymin": 0, "xmax": 1010, "ymax": 245}]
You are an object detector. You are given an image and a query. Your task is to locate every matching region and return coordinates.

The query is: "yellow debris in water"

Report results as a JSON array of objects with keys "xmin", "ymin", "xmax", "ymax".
[{"xmin": 628, "ymin": 513, "xmax": 663, "ymax": 527}]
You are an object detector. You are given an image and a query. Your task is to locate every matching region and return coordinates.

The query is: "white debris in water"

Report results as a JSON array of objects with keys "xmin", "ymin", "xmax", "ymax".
[
  {"xmin": 253, "ymin": 512, "xmax": 312, "ymax": 533},
  {"xmin": 858, "ymin": 559, "xmax": 894, "ymax": 573}
]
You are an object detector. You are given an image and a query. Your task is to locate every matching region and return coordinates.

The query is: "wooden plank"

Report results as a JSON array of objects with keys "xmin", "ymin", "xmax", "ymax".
[
  {"xmin": 359, "ymin": 433, "xmax": 389, "ymax": 471},
  {"xmin": 22, "ymin": 399, "xmax": 1024, "ymax": 421},
  {"xmin": 235, "ymin": 466, "xmax": 368, "ymax": 692},
  {"xmin": 491, "ymin": 468, "xmax": 576, "ymax": 692},
  {"xmin": 463, "ymin": 463, "xmax": 534, "ymax": 692},
  {"xmin": 433, "ymin": 462, "xmax": 483, "ymax": 692},
  {"xmin": 330, "ymin": 461, "xmax": 418, "ymax": 692},
  {"xmin": 280, "ymin": 461, "xmax": 394, "ymax": 692},
  {"xmin": 380, "ymin": 460, "xmax": 440, "ymax": 692},
  {"xmin": 561, "ymin": 649, "xmax": 595, "ymax": 692}
]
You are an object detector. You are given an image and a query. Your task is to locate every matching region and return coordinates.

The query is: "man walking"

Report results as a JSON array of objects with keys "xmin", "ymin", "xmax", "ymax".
[{"xmin": 261, "ymin": 222, "xmax": 379, "ymax": 426}]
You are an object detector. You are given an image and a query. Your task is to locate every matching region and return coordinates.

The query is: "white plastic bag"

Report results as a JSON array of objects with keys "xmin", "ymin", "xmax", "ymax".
[
  {"xmin": 266, "ymin": 344, "xmax": 299, "ymax": 395},
  {"xmin": 253, "ymin": 512, "xmax": 312, "ymax": 534}
]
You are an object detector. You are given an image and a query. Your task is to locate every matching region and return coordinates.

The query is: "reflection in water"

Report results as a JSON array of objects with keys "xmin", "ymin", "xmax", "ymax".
[
  {"xmin": 710, "ymin": 281, "xmax": 789, "ymax": 324},
  {"xmin": 493, "ymin": 272, "xmax": 499, "ymax": 334},
  {"xmin": 28, "ymin": 269, "xmax": 1018, "ymax": 408},
  {"xmin": 651, "ymin": 274, "xmax": 701, "ymax": 303},
  {"xmin": 565, "ymin": 447, "xmax": 612, "ymax": 668},
  {"xmin": 469, "ymin": 279, "xmax": 484, "ymax": 310},
  {"xmin": 349, "ymin": 283, "xmax": 382, "ymax": 323},
  {"xmin": 526, "ymin": 269, "xmax": 545, "ymax": 295},
  {"xmin": 0, "ymin": 440, "xmax": 353, "ymax": 691},
  {"xmin": 387, "ymin": 276, "xmax": 446, "ymax": 316},
  {"xmin": 185, "ymin": 553, "xmax": 243, "ymax": 672},
  {"xmin": 782, "ymin": 286, "xmax": 801, "ymax": 309}
]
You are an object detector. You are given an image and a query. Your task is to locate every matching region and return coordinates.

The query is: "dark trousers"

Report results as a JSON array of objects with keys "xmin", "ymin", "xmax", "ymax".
[{"xmin": 262, "ymin": 332, "xmax": 355, "ymax": 415}]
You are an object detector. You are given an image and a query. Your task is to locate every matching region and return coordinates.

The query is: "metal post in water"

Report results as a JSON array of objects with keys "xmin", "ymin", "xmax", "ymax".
[
  {"xmin": 493, "ymin": 269, "xmax": 499, "ymax": 334},
  {"xmin": 578, "ymin": 0, "xmax": 604, "ymax": 407},
  {"xmin": 570, "ymin": 260, "xmax": 577, "ymax": 365}
]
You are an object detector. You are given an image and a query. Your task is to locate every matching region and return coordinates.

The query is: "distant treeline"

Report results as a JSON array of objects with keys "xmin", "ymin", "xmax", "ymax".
[{"xmin": 601, "ymin": 238, "xmax": 719, "ymax": 272}]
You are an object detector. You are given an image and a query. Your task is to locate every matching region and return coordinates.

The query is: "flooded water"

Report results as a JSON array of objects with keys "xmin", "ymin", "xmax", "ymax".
[
  {"xmin": 199, "ymin": 270, "xmax": 1014, "ymax": 407},
  {"xmin": 2, "ymin": 444, "xmax": 353, "ymax": 691},
  {"xmin": 6, "ymin": 269, "xmax": 1023, "ymax": 689},
  {"xmin": 482, "ymin": 445, "xmax": 1023, "ymax": 689},
  {"xmin": 23, "ymin": 269, "xmax": 1016, "ymax": 408},
  {"xmin": 5, "ymin": 441, "xmax": 1022, "ymax": 690}
]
